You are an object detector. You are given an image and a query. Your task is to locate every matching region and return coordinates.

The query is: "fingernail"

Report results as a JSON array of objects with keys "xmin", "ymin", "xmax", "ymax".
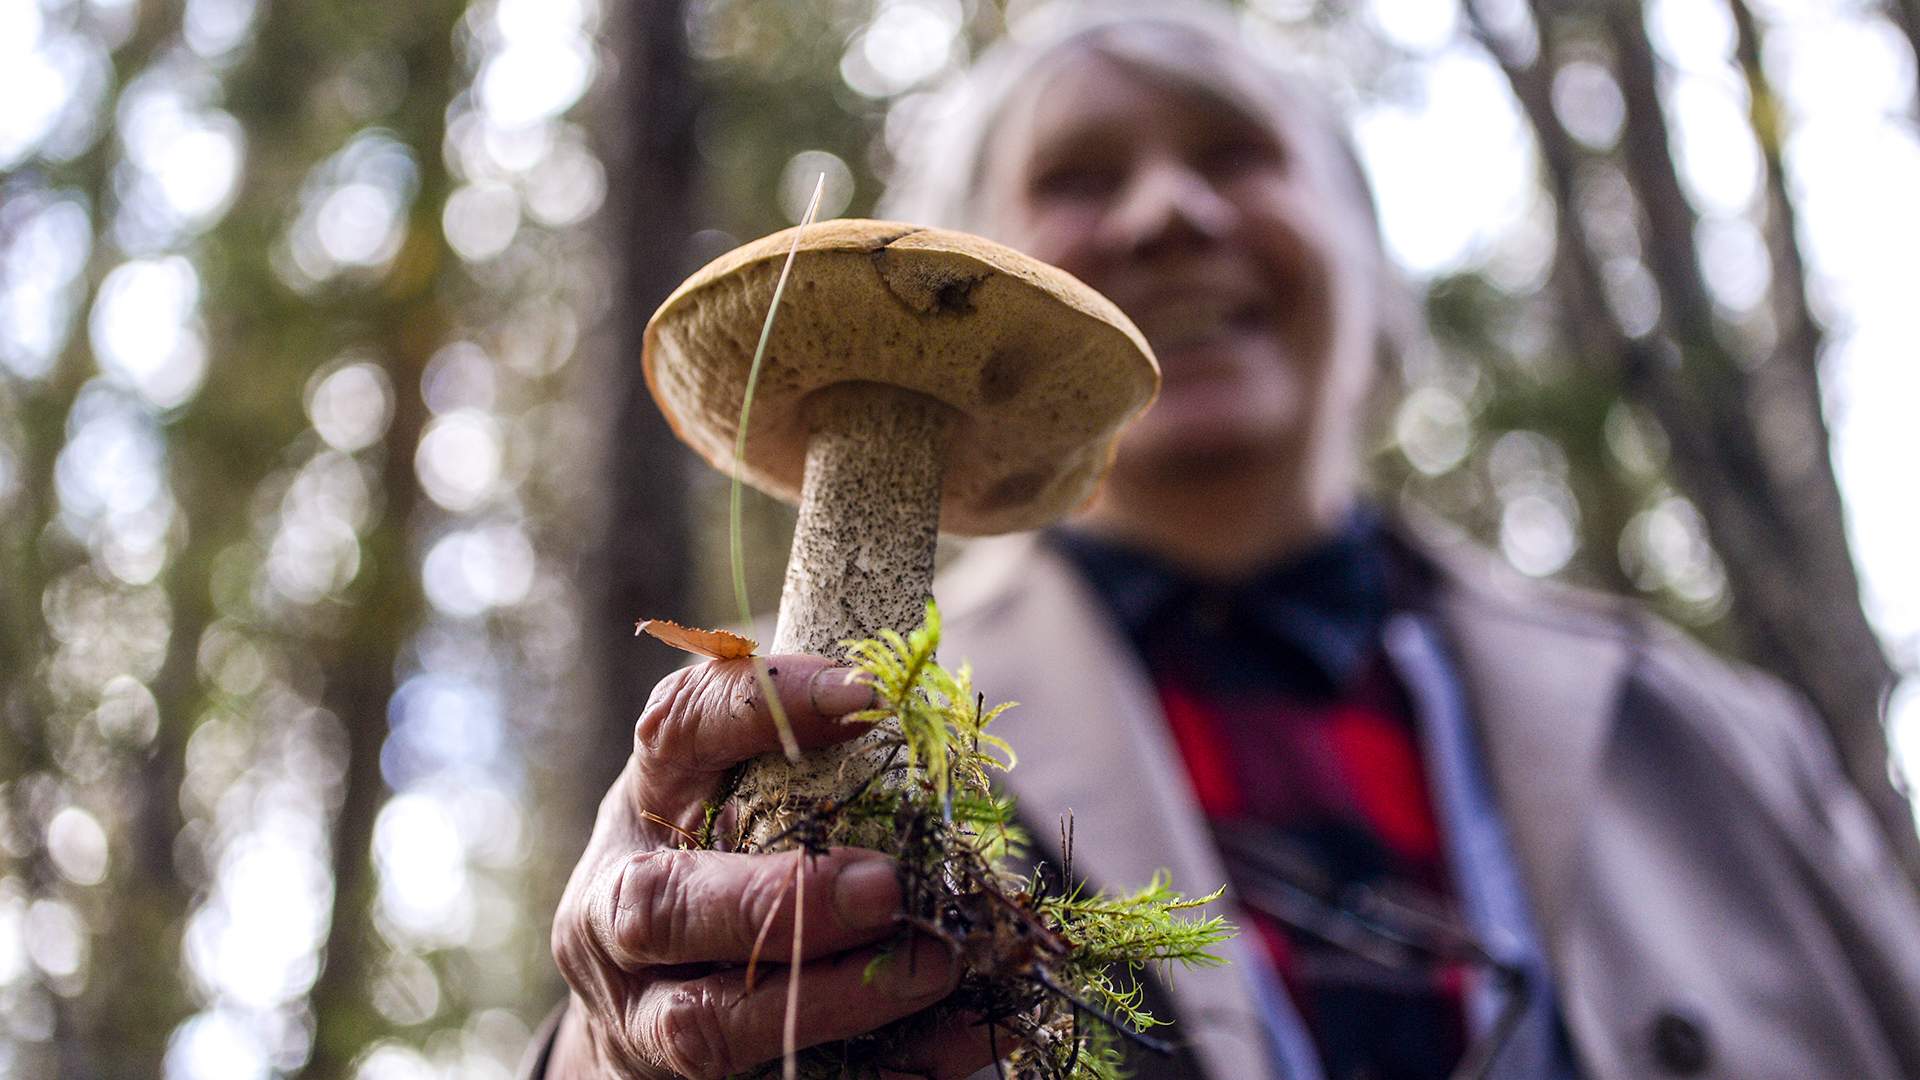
[
  {"xmin": 810, "ymin": 667, "xmax": 875, "ymax": 716},
  {"xmin": 872, "ymin": 938, "xmax": 958, "ymax": 1001},
  {"xmin": 833, "ymin": 858, "xmax": 899, "ymax": 931}
]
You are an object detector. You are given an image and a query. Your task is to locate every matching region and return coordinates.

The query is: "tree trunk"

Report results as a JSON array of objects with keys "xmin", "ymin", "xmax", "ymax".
[
  {"xmin": 300, "ymin": 4, "xmax": 462, "ymax": 1073},
  {"xmin": 571, "ymin": 0, "xmax": 701, "ymax": 849}
]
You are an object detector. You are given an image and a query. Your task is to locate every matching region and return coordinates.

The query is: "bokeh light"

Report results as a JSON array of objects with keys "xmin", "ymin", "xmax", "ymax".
[
  {"xmin": 840, "ymin": 0, "xmax": 964, "ymax": 98},
  {"xmin": 281, "ymin": 131, "xmax": 418, "ymax": 287},
  {"xmin": 0, "ymin": 191, "xmax": 93, "ymax": 380},
  {"xmin": 778, "ymin": 149, "xmax": 855, "ymax": 222},
  {"xmin": 308, "ymin": 361, "xmax": 397, "ymax": 454},
  {"xmin": 89, "ymin": 256, "xmax": 209, "ymax": 409},
  {"xmin": 45, "ymin": 807, "xmax": 109, "ymax": 887}
]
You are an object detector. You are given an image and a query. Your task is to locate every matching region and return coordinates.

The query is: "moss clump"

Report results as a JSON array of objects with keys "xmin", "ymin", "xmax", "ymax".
[{"xmin": 713, "ymin": 601, "xmax": 1232, "ymax": 1079}]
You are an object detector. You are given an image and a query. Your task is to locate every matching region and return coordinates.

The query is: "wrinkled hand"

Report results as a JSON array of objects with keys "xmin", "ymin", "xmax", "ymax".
[{"xmin": 546, "ymin": 655, "xmax": 993, "ymax": 1078}]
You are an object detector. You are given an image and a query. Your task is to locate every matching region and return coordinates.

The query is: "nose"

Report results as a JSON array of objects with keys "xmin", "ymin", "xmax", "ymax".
[{"xmin": 1103, "ymin": 155, "xmax": 1237, "ymax": 259}]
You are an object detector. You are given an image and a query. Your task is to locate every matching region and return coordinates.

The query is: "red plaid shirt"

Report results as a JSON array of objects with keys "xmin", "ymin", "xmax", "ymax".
[{"xmin": 1054, "ymin": 514, "xmax": 1468, "ymax": 1080}]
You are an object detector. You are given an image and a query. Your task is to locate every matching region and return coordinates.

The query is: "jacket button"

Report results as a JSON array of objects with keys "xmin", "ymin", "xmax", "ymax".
[{"xmin": 1650, "ymin": 1008, "xmax": 1710, "ymax": 1075}]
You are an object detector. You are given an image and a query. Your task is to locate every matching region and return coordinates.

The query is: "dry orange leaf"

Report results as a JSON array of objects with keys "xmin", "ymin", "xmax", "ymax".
[{"xmin": 635, "ymin": 618, "xmax": 758, "ymax": 660}]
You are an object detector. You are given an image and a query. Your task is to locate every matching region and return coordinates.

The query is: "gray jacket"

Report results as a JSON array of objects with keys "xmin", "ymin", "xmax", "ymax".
[{"xmin": 933, "ymin": 525, "xmax": 1920, "ymax": 1080}]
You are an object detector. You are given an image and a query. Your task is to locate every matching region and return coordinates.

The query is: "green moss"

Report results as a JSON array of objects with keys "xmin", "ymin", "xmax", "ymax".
[{"xmin": 725, "ymin": 601, "xmax": 1233, "ymax": 1079}]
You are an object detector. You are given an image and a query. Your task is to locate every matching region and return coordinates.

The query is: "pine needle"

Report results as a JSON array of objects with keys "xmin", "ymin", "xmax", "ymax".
[
  {"xmin": 637, "ymin": 808, "xmax": 701, "ymax": 848},
  {"xmin": 731, "ymin": 173, "xmax": 826, "ymax": 762},
  {"xmin": 784, "ymin": 848, "xmax": 806, "ymax": 1080}
]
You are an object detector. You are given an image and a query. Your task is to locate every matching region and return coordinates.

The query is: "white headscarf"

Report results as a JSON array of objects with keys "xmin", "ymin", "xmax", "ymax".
[{"xmin": 875, "ymin": 1, "xmax": 1380, "ymax": 239}]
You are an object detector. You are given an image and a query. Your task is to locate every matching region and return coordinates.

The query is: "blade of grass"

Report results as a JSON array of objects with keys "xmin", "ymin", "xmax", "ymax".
[{"xmin": 733, "ymin": 173, "xmax": 826, "ymax": 762}]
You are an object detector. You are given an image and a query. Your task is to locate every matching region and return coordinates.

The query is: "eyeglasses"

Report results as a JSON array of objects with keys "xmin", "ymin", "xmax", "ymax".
[{"xmin": 1211, "ymin": 822, "xmax": 1532, "ymax": 1080}]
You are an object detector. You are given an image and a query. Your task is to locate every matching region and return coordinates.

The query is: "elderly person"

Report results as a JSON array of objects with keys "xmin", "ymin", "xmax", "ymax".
[{"xmin": 529, "ymin": 7, "xmax": 1920, "ymax": 1079}]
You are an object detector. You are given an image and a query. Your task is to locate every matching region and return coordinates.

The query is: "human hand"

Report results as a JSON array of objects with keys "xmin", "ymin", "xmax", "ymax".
[{"xmin": 546, "ymin": 655, "xmax": 994, "ymax": 1078}]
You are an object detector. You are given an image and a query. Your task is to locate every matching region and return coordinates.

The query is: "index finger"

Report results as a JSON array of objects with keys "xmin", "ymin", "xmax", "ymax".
[{"xmin": 634, "ymin": 654, "xmax": 877, "ymax": 784}]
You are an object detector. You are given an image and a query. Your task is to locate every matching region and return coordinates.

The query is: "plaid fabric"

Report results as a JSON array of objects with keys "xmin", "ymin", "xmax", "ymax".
[{"xmin": 1053, "ymin": 514, "xmax": 1468, "ymax": 1080}]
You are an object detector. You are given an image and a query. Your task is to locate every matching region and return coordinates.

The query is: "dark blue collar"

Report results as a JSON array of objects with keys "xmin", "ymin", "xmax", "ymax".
[{"xmin": 1048, "ymin": 506, "xmax": 1393, "ymax": 697}]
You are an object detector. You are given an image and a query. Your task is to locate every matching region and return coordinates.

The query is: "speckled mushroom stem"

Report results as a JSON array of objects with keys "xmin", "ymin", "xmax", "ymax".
[
  {"xmin": 736, "ymin": 381, "xmax": 956, "ymax": 850},
  {"xmin": 771, "ymin": 382, "xmax": 954, "ymax": 654}
]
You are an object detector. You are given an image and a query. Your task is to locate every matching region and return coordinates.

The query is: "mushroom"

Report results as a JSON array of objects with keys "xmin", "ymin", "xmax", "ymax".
[{"xmin": 644, "ymin": 219, "xmax": 1158, "ymax": 850}]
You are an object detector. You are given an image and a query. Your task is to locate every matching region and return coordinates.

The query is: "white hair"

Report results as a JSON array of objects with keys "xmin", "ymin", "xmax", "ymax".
[{"xmin": 875, "ymin": 1, "xmax": 1381, "ymax": 237}]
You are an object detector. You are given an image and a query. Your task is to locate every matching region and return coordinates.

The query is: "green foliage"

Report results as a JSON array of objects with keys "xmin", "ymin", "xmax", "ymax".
[
  {"xmin": 843, "ymin": 601, "xmax": 1016, "ymax": 813},
  {"xmin": 1041, "ymin": 876, "xmax": 1232, "ymax": 1035},
  {"xmin": 1027, "ymin": 1016, "xmax": 1131, "ymax": 1080},
  {"xmin": 728, "ymin": 600, "xmax": 1230, "ymax": 1079}
]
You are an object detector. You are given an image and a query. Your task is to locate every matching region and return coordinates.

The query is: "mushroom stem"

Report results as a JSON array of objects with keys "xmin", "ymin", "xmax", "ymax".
[
  {"xmin": 772, "ymin": 382, "xmax": 956, "ymax": 654},
  {"xmin": 738, "ymin": 381, "xmax": 956, "ymax": 850}
]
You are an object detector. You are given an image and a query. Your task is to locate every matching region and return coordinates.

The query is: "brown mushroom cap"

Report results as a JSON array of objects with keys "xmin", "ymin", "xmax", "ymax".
[{"xmin": 643, "ymin": 219, "xmax": 1160, "ymax": 536}]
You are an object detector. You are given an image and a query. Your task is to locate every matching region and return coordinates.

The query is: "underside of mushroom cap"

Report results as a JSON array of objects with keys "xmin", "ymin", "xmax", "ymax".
[{"xmin": 643, "ymin": 220, "xmax": 1160, "ymax": 537}]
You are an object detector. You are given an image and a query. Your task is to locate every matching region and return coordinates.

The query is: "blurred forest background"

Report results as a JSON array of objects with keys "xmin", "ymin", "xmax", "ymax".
[{"xmin": 3, "ymin": 0, "xmax": 1919, "ymax": 1076}]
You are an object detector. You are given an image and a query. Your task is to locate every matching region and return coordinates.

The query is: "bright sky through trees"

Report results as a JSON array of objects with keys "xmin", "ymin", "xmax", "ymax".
[{"xmin": 1355, "ymin": 0, "xmax": 1920, "ymax": 794}]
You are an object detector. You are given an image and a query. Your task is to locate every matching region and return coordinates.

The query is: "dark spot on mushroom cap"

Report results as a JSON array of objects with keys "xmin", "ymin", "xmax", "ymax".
[
  {"xmin": 979, "ymin": 469, "xmax": 1048, "ymax": 512},
  {"xmin": 870, "ymin": 248, "xmax": 991, "ymax": 316},
  {"xmin": 979, "ymin": 345, "xmax": 1035, "ymax": 406},
  {"xmin": 932, "ymin": 276, "xmax": 978, "ymax": 313}
]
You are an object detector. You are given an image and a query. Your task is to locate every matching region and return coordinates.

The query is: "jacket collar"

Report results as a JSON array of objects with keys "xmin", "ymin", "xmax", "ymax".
[{"xmin": 1398, "ymin": 517, "xmax": 1638, "ymax": 934}]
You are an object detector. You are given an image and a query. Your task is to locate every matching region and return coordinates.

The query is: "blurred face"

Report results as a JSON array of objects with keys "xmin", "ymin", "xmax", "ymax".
[{"xmin": 976, "ymin": 50, "xmax": 1384, "ymax": 490}]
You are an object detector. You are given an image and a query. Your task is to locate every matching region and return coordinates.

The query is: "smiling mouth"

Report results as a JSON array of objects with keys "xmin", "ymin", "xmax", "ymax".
[{"xmin": 1134, "ymin": 298, "xmax": 1269, "ymax": 355}]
